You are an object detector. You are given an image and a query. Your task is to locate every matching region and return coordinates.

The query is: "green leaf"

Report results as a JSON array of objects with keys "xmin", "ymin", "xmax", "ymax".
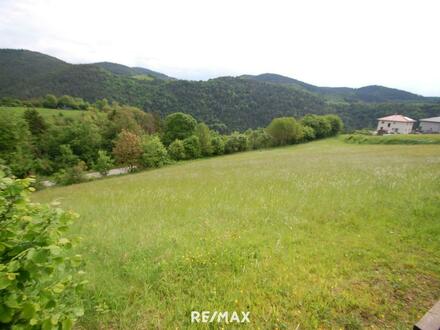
[
  {"xmin": 70, "ymin": 255, "xmax": 83, "ymax": 267},
  {"xmin": 0, "ymin": 304, "xmax": 14, "ymax": 323},
  {"xmin": 30, "ymin": 249, "xmax": 48, "ymax": 263},
  {"xmin": 21, "ymin": 302, "xmax": 36, "ymax": 319},
  {"xmin": 6, "ymin": 273, "xmax": 17, "ymax": 280},
  {"xmin": 7, "ymin": 260, "xmax": 20, "ymax": 272},
  {"xmin": 58, "ymin": 238, "xmax": 70, "ymax": 245},
  {"xmin": 0, "ymin": 274, "xmax": 11, "ymax": 290},
  {"xmin": 72, "ymin": 307, "xmax": 84, "ymax": 317},
  {"xmin": 51, "ymin": 313, "xmax": 60, "ymax": 325},
  {"xmin": 5, "ymin": 293, "xmax": 20, "ymax": 308},
  {"xmin": 42, "ymin": 319, "xmax": 53, "ymax": 330},
  {"xmin": 53, "ymin": 283, "xmax": 65, "ymax": 294},
  {"xmin": 61, "ymin": 318, "xmax": 73, "ymax": 330},
  {"xmin": 48, "ymin": 245, "xmax": 62, "ymax": 256}
]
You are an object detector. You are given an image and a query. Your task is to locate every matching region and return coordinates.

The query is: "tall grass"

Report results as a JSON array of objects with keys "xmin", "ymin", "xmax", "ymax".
[{"xmin": 34, "ymin": 139, "xmax": 440, "ymax": 329}]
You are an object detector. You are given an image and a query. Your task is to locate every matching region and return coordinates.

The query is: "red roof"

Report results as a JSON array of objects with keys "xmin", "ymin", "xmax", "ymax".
[{"xmin": 377, "ymin": 114, "xmax": 416, "ymax": 123}]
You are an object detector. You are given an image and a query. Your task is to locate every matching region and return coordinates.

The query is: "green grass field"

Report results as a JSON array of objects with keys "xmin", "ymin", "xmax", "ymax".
[
  {"xmin": 0, "ymin": 106, "xmax": 86, "ymax": 121},
  {"xmin": 33, "ymin": 139, "xmax": 440, "ymax": 329}
]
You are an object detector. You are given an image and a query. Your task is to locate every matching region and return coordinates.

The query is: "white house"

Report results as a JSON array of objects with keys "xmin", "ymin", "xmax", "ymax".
[
  {"xmin": 419, "ymin": 116, "xmax": 440, "ymax": 133},
  {"xmin": 376, "ymin": 114, "xmax": 416, "ymax": 134}
]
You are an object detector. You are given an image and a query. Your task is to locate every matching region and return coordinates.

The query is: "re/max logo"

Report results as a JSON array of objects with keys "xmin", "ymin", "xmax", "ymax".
[{"xmin": 191, "ymin": 311, "xmax": 250, "ymax": 323}]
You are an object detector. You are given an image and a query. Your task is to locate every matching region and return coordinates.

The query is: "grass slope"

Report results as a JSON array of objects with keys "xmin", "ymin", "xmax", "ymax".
[
  {"xmin": 34, "ymin": 139, "xmax": 440, "ymax": 329},
  {"xmin": 0, "ymin": 106, "xmax": 86, "ymax": 121}
]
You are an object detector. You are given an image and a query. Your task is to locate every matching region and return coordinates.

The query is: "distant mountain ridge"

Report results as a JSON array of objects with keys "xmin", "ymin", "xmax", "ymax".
[
  {"xmin": 93, "ymin": 61, "xmax": 175, "ymax": 80},
  {"xmin": 240, "ymin": 73, "xmax": 426, "ymax": 102},
  {"xmin": 0, "ymin": 49, "xmax": 439, "ymax": 131}
]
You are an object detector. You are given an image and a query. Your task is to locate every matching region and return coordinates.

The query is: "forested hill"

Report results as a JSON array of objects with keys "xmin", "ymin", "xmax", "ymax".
[
  {"xmin": 241, "ymin": 73, "xmax": 427, "ymax": 102},
  {"xmin": 93, "ymin": 62, "xmax": 175, "ymax": 80},
  {"xmin": 1, "ymin": 49, "xmax": 439, "ymax": 131}
]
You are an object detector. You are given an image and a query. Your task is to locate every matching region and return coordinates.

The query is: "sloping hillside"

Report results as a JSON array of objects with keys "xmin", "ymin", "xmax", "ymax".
[
  {"xmin": 0, "ymin": 49, "xmax": 69, "ymax": 91},
  {"xmin": 0, "ymin": 49, "xmax": 439, "ymax": 131},
  {"xmin": 93, "ymin": 62, "xmax": 175, "ymax": 80}
]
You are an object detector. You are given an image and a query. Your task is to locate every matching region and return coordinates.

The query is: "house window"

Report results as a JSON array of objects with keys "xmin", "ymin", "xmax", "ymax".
[{"xmin": 387, "ymin": 123, "xmax": 391, "ymax": 127}]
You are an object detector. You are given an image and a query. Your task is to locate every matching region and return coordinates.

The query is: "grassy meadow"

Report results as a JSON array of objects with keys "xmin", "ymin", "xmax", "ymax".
[
  {"xmin": 0, "ymin": 106, "xmax": 86, "ymax": 121},
  {"xmin": 33, "ymin": 139, "xmax": 440, "ymax": 329}
]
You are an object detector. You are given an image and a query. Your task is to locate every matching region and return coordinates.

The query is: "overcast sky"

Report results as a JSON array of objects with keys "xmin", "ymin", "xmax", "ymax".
[{"xmin": 1, "ymin": 0, "xmax": 439, "ymax": 96}]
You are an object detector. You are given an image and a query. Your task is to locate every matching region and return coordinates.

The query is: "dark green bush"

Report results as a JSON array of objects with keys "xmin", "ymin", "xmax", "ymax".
[
  {"xmin": 195, "ymin": 123, "xmax": 213, "ymax": 156},
  {"xmin": 182, "ymin": 136, "xmax": 201, "ymax": 159},
  {"xmin": 93, "ymin": 150, "xmax": 114, "ymax": 176},
  {"xmin": 224, "ymin": 133, "xmax": 248, "ymax": 154},
  {"xmin": 54, "ymin": 161, "xmax": 87, "ymax": 185},
  {"xmin": 324, "ymin": 114, "xmax": 344, "ymax": 135},
  {"xmin": 168, "ymin": 139, "xmax": 186, "ymax": 161},
  {"xmin": 301, "ymin": 125, "xmax": 316, "ymax": 141},
  {"xmin": 211, "ymin": 136, "xmax": 225, "ymax": 155},
  {"xmin": 42, "ymin": 94, "xmax": 58, "ymax": 109},
  {"xmin": 0, "ymin": 170, "xmax": 85, "ymax": 328},
  {"xmin": 246, "ymin": 129, "xmax": 274, "ymax": 150},
  {"xmin": 140, "ymin": 135, "xmax": 169, "ymax": 168},
  {"xmin": 266, "ymin": 117, "xmax": 303, "ymax": 145},
  {"xmin": 162, "ymin": 112, "xmax": 197, "ymax": 146},
  {"xmin": 301, "ymin": 114, "xmax": 332, "ymax": 138}
]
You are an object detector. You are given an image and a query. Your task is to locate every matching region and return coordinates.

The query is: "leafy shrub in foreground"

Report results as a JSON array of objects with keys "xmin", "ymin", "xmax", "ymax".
[{"xmin": 0, "ymin": 170, "xmax": 85, "ymax": 328}]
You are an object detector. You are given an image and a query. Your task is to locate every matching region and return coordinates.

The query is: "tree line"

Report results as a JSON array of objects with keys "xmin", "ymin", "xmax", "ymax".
[{"xmin": 0, "ymin": 100, "xmax": 343, "ymax": 185}]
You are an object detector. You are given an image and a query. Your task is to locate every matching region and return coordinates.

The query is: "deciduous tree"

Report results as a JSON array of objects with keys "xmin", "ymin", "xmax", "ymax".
[
  {"xmin": 195, "ymin": 122, "xmax": 213, "ymax": 156},
  {"xmin": 163, "ymin": 112, "xmax": 197, "ymax": 145},
  {"xmin": 266, "ymin": 117, "xmax": 303, "ymax": 145},
  {"xmin": 112, "ymin": 129, "xmax": 142, "ymax": 171}
]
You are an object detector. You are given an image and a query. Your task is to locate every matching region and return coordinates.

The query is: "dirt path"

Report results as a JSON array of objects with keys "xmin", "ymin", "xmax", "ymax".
[{"xmin": 41, "ymin": 166, "xmax": 130, "ymax": 187}]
